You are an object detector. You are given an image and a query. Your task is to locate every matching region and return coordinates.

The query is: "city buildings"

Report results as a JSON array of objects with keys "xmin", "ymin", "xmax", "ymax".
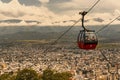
[{"xmin": 0, "ymin": 45, "xmax": 120, "ymax": 80}]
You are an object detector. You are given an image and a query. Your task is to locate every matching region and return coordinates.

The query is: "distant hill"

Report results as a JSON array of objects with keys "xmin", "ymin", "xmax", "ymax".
[
  {"xmin": 0, "ymin": 31, "xmax": 59, "ymax": 40},
  {"xmin": 0, "ymin": 25, "xmax": 119, "ymax": 43}
]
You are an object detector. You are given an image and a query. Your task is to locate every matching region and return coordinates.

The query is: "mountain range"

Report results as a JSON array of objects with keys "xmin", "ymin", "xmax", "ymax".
[{"xmin": 0, "ymin": 25, "xmax": 120, "ymax": 43}]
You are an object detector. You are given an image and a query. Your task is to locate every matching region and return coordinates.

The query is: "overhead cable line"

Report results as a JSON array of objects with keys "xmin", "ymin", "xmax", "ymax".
[
  {"xmin": 42, "ymin": 0, "xmax": 101, "ymax": 54},
  {"xmin": 87, "ymin": 0, "xmax": 100, "ymax": 13},
  {"xmin": 96, "ymin": 15, "xmax": 120, "ymax": 33},
  {"xmin": 42, "ymin": 18, "xmax": 81, "ymax": 54},
  {"xmin": 50, "ymin": 0, "xmax": 101, "ymax": 45},
  {"xmin": 42, "ymin": 18, "xmax": 81, "ymax": 53},
  {"xmin": 52, "ymin": 0, "xmax": 101, "ymax": 45},
  {"xmin": 96, "ymin": 15, "xmax": 120, "ymax": 66},
  {"xmin": 100, "ymin": 51, "xmax": 113, "ymax": 66},
  {"xmin": 51, "ymin": 18, "xmax": 81, "ymax": 45}
]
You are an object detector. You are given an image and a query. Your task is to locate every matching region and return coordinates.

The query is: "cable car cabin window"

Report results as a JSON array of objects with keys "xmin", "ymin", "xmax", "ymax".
[
  {"xmin": 78, "ymin": 31, "xmax": 84, "ymax": 42},
  {"xmin": 79, "ymin": 31, "xmax": 82, "ymax": 42},
  {"xmin": 81, "ymin": 31, "xmax": 84, "ymax": 42},
  {"xmin": 84, "ymin": 31, "xmax": 98, "ymax": 44}
]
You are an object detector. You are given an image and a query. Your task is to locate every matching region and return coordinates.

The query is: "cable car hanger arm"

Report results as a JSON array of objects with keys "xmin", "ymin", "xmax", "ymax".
[
  {"xmin": 79, "ymin": 0, "xmax": 101, "ymax": 31},
  {"xmin": 79, "ymin": 11, "xmax": 88, "ymax": 31}
]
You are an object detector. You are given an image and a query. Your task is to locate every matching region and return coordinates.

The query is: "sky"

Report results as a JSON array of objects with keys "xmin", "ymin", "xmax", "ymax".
[{"xmin": 0, "ymin": 0, "xmax": 120, "ymax": 26}]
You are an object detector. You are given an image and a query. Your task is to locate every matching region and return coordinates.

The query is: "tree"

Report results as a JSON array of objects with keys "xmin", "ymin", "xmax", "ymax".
[
  {"xmin": 42, "ymin": 68, "xmax": 54, "ymax": 80},
  {"xmin": 15, "ymin": 68, "xmax": 40, "ymax": 80},
  {"xmin": 0, "ymin": 68, "xmax": 72, "ymax": 80},
  {"xmin": 52, "ymin": 72, "xmax": 72, "ymax": 80},
  {"xmin": 0, "ymin": 73, "xmax": 16, "ymax": 80},
  {"xmin": 42, "ymin": 69, "xmax": 72, "ymax": 80}
]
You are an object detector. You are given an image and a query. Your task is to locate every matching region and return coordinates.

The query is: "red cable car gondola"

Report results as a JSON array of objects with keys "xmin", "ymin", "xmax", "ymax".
[
  {"xmin": 77, "ymin": 30, "xmax": 98, "ymax": 50},
  {"xmin": 77, "ymin": 11, "xmax": 98, "ymax": 50}
]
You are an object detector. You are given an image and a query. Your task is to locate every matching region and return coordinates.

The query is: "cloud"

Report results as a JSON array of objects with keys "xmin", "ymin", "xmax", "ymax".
[
  {"xmin": 56, "ymin": 0, "xmax": 98, "ymax": 12},
  {"xmin": 1, "ymin": 0, "xmax": 11, "ymax": 3},
  {"xmin": 0, "ymin": 0, "xmax": 80, "ymax": 26},
  {"xmin": 114, "ymin": 9, "xmax": 120, "ymax": 15},
  {"xmin": 0, "ymin": 0, "xmax": 120, "ymax": 26},
  {"xmin": 18, "ymin": 0, "xmax": 41, "ymax": 6},
  {"xmin": 55, "ymin": 0, "xmax": 120, "ymax": 14},
  {"xmin": 39, "ymin": 0, "xmax": 49, "ymax": 4},
  {"xmin": 0, "ymin": 0, "xmax": 56, "ymax": 21}
]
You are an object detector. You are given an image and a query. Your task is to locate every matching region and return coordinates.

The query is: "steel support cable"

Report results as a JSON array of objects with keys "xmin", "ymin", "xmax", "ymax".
[
  {"xmin": 100, "ymin": 51, "xmax": 112, "ymax": 65},
  {"xmin": 42, "ymin": 18, "xmax": 81, "ymax": 54},
  {"xmin": 80, "ymin": 0, "xmax": 101, "ymax": 30},
  {"xmin": 53, "ymin": 0, "xmax": 101, "ymax": 44},
  {"xmin": 51, "ymin": 18, "xmax": 82, "ymax": 45},
  {"xmin": 96, "ymin": 15, "xmax": 120, "ymax": 33},
  {"xmin": 42, "ymin": 0, "xmax": 101, "ymax": 54},
  {"xmin": 87, "ymin": 0, "xmax": 100, "ymax": 13},
  {"xmin": 96, "ymin": 16, "xmax": 120, "ymax": 66}
]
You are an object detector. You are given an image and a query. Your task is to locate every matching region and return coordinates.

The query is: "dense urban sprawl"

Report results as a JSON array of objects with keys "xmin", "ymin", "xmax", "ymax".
[{"xmin": 0, "ymin": 44, "xmax": 120, "ymax": 80}]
